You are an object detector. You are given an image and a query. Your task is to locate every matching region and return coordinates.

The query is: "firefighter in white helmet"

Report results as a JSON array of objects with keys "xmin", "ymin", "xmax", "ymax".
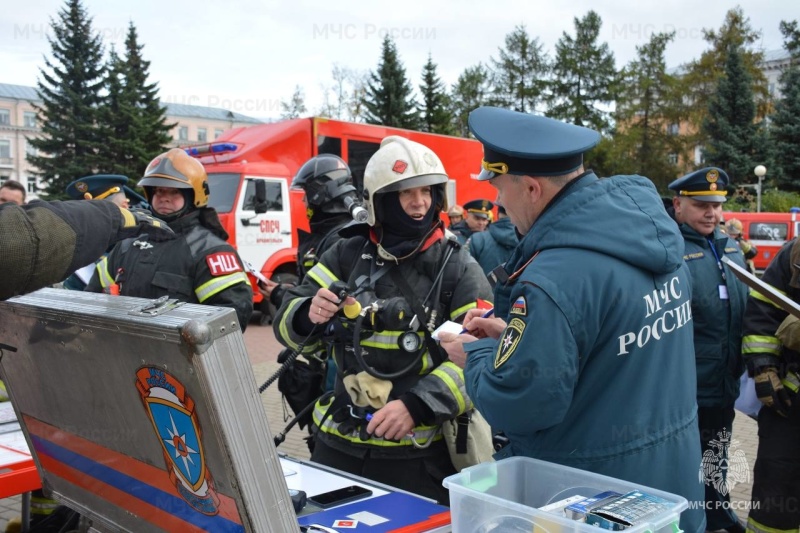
[
  {"xmin": 274, "ymin": 136, "xmax": 493, "ymax": 504},
  {"xmin": 85, "ymin": 149, "xmax": 253, "ymax": 330}
]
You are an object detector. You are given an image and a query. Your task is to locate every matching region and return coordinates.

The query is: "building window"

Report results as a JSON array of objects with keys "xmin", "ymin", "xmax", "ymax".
[
  {"xmin": 0, "ymin": 109, "xmax": 10, "ymax": 126},
  {"xmin": 694, "ymin": 146, "xmax": 704, "ymax": 166},
  {"xmin": 214, "ymin": 128, "xmax": 224, "ymax": 139},
  {"xmin": 178, "ymin": 126, "xmax": 188, "ymax": 141},
  {"xmin": 25, "ymin": 142, "xmax": 38, "ymax": 157},
  {"xmin": 0, "ymin": 140, "xmax": 11, "ymax": 160},
  {"xmin": 24, "ymin": 112, "xmax": 36, "ymax": 128},
  {"xmin": 27, "ymin": 179, "xmax": 38, "ymax": 194},
  {"xmin": 197, "ymin": 128, "xmax": 207, "ymax": 142},
  {"xmin": 667, "ymin": 123, "xmax": 679, "ymax": 136},
  {"xmin": 668, "ymin": 153, "xmax": 678, "ymax": 164}
]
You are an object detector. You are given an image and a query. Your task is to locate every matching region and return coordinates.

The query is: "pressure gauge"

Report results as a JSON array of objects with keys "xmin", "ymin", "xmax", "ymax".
[{"xmin": 398, "ymin": 331, "xmax": 421, "ymax": 352}]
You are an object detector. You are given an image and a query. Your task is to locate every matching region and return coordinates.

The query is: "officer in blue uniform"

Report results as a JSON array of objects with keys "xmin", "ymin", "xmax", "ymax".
[
  {"xmin": 439, "ymin": 107, "xmax": 706, "ymax": 533},
  {"xmin": 65, "ymin": 174, "xmax": 149, "ymax": 209},
  {"xmin": 450, "ymin": 199, "xmax": 493, "ymax": 245},
  {"xmin": 668, "ymin": 168, "xmax": 748, "ymax": 533},
  {"xmin": 466, "ymin": 205, "xmax": 519, "ymax": 276}
]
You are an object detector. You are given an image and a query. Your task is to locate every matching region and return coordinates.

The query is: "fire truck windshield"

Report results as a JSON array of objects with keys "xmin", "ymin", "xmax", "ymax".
[{"xmin": 207, "ymin": 173, "xmax": 241, "ymax": 213}]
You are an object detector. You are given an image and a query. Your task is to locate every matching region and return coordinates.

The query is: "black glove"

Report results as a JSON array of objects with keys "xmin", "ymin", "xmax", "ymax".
[
  {"xmin": 754, "ymin": 366, "xmax": 792, "ymax": 417},
  {"xmin": 116, "ymin": 207, "xmax": 174, "ymax": 242}
]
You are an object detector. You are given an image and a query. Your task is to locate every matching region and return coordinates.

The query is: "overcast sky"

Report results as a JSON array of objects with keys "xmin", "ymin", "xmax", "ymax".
[{"xmin": 0, "ymin": 0, "xmax": 792, "ymax": 120}]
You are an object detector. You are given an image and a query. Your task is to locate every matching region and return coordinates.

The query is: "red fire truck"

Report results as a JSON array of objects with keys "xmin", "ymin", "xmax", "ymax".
[
  {"xmin": 186, "ymin": 117, "xmax": 495, "ymax": 318},
  {"xmin": 723, "ymin": 211, "xmax": 800, "ymax": 272}
]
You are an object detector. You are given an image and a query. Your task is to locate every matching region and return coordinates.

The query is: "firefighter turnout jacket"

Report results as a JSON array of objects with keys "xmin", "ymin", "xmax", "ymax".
[
  {"xmin": 86, "ymin": 209, "xmax": 252, "ymax": 329},
  {"xmin": 274, "ymin": 229, "xmax": 493, "ymax": 453},
  {"xmin": 0, "ymin": 200, "xmax": 172, "ymax": 301}
]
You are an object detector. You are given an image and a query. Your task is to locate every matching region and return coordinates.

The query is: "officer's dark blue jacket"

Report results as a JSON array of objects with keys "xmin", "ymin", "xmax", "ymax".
[
  {"xmin": 677, "ymin": 223, "xmax": 747, "ymax": 408},
  {"xmin": 467, "ymin": 216, "xmax": 518, "ymax": 275},
  {"xmin": 464, "ymin": 172, "xmax": 706, "ymax": 533}
]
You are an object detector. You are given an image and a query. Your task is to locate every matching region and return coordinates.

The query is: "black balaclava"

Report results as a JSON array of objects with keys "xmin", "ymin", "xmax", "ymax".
[
  {"xmin": 150, "ymin": 188, "xmax": 194, "ymax": 223},
  {"xmin": 375, "ymin": 185, "xmax": 442, "ymax": 258}
]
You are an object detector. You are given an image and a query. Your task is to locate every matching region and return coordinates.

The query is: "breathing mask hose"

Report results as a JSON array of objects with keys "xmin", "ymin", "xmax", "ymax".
[
  {"xmin": 273, "ymin": 390, "xmax": 334, "ymax": 447},
  {"xmin": 352, "ymin": 311, "xmax": 425, "ymax": 380},
  {"xmin": 258, "ymin": 334, "xmax": 314, "ymax": 393},
  {"xmin": 259, "ymin": 281, "xmax": 358, "ymax": 393}
]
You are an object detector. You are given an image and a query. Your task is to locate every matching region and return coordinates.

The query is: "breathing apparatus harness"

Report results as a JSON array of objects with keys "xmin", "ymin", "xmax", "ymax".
[{"xmin": 260, "ymin": 236, "xmax": 462, "ymax": 448}]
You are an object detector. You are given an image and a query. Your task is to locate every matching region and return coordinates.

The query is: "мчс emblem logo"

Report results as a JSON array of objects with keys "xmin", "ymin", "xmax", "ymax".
[
  {"xmin": 699, "ymin": 429, "xmax": 749, "ymax": 496},
  {"xmin": 136, "ymin": 366, "xmax": 220, "ymax": 515}
]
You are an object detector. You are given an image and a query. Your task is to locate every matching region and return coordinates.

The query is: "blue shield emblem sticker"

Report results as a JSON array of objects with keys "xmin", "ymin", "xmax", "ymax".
[
  {"xmin": 147, "ymin": 400, "xmax": 203, "ymax": 488},
  {"xmin": 136, "ymin": 366, "xmax": 220, "ymax": 515}
]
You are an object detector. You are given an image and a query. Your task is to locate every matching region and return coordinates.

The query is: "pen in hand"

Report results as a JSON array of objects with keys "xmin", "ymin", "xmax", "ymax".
[{"xmin": 460, "ymin": 308, "xmax": 495, "ymax": 334}]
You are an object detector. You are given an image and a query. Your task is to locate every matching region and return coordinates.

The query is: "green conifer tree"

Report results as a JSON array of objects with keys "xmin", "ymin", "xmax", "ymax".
[
  {"xmin": 702, "ymin": 44, "xmax": 770, "ymax": 184},
  {"xmin": 451, "ymin": 64, "xmax": 490, "ymax": 137},
  {"xmin": 99, "ymin": 46, "xmax": 147, "ymax": 180},
  {"xmin": 28, "ymin": 0, "xmax": 107, "ymax": 199},
  {"xmin": 362, "ymin": 36, "xmax": 419, "ymax": 128},
  {"xmin": 488, "ymin": 25, "xmax": 549, "ymax": 113},
  {"xmin": 546, "ymin": 11, "xmax": 617, "ymax": 132},
  {"xmin": 418, "ymin": 54, "xmax": 454, "ymax": 135},
  {"xmin": 97, "ymin": 22, "xmax": 173, "ymax": 184},
  {"xmin": 120, "ymin": 23, "xmax": 174, "ymax": 172},
  {"xmin": 682, "ymin": 6, "xmax": 769, "ymax": 150},
  {"xmin": 771, "ymin": 20, "xmax": 800, "ymax": 190}
]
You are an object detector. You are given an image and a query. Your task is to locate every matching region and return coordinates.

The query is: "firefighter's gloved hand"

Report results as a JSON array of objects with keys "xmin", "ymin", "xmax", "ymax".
[
  {"xmin": 776, "ymin": 315, "xmax": 800, "ymax": 352},
  {"xmin": 116, "ymin": 206, "xmax": 174, "ymax": 242},
  {"xmin": 754, "ymin": 366, "xmax": 792, "ymax": 417}
]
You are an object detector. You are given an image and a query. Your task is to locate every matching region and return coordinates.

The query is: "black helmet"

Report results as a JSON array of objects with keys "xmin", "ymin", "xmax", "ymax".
[{"xmin": 292, "ymin": 154, "xmax": 355, "ymax": 214}]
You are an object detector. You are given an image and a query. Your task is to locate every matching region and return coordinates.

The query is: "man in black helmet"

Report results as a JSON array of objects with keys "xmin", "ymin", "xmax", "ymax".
[
  {"xmin": 85, "ymin": 148, "xmax": 253, "ymax": 330},
  {"xmin": 260, "ymin": 155, "xmax": 363, "ymax": 443},
  {"xmin": 260, "ymin": 154, "xmax": 361, "ymax": 308}
]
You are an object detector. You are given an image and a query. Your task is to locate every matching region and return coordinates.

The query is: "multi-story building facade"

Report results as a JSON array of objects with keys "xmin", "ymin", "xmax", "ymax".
[{"xmin": 0, "ymin": 83, "xmax": 263, "ymax": 201}]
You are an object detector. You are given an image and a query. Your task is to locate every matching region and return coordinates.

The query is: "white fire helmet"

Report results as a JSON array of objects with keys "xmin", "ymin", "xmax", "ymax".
[{"xmin": 362, "ymin": 136, "xmax": 449, "ymax": 226}]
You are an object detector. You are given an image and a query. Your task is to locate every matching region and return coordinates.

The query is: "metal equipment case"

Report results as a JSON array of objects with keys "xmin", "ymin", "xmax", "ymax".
[{"xmin": 0, "ymin": 289, "xmax": 297, "ymax": 532}]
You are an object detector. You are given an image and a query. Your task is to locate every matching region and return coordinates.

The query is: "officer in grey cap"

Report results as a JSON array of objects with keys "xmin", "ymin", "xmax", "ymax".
[
  {"xmin": 439, "ymin": 107, "xmax": 706, "ymax": 533},
  {"xmin": 668, "ymin": 167, "xmax": 748, "ymax": 533}
]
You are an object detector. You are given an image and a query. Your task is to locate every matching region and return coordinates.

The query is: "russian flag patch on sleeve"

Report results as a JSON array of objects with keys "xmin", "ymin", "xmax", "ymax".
[{"xmin": 510, "ymin": 296, "xmax": 527, "ymax": 316}]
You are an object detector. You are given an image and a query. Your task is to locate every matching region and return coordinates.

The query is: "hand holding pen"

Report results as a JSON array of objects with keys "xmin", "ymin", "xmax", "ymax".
[
  {"xmin": 461, "ymin": 307, "xmax": 506, "ymax": 340},
  {"xmin": 461, "ymin": 307, "xmax": 495, "ymax": 334}
]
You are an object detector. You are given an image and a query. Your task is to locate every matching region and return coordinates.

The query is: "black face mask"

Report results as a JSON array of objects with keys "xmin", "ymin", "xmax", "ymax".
[
  {"xmin": 375, "ymin": 187, "xmax": 441, "ymax": 257},
  {"xmin": 151, "ymin": 188, "xmax": 194, "ymax": 222}
]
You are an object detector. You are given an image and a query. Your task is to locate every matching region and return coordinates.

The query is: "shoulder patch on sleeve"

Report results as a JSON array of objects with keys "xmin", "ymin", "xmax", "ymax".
[
  {"xmin": 206, "ymin": 252, "xmax": 243, "ymax": 276},
  {"xmin": 495, "ymin": 317, "xmax": 526, "ymax": 369},
  {"xmin": 510, "ymin": 296, "xmax": 527, "ymax": 316}
]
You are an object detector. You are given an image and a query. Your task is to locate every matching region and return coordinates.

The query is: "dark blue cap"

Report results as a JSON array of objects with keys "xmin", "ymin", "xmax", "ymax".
[
  {"xmin": 464, "ymin": 199, "xmax": 494, "ymax": 219},
  {"xmin": 668, "ymin": 167, "xmax": 729, "ymax": 203},
  {"xmin": 66, "ymin": 175, "xmax": 129, "ymax": 200},
  {"xmin": 468, "ymin": 107, "xmax": 601, "ymax": 180}
]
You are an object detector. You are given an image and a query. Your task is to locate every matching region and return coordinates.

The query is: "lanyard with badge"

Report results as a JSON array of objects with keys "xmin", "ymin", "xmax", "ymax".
[{"xmin": 706, "ymin": 237, "xmax": 729, "ymax": 300}]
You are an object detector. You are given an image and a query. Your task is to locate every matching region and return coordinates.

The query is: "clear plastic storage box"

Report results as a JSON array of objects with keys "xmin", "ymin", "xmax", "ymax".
[{"xmin": 443, "ymin": 456, "xmax": 688, "ymax": 533}]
